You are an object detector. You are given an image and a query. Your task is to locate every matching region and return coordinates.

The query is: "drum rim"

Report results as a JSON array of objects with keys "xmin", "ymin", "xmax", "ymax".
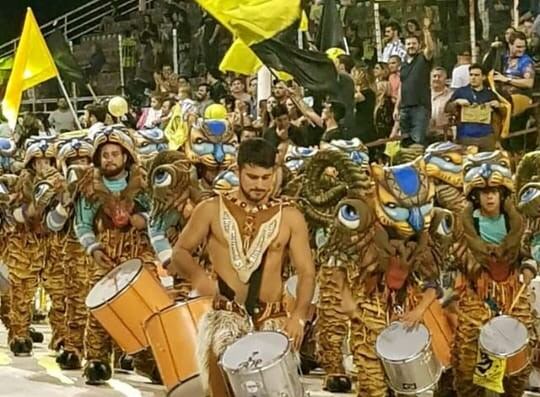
[
  {"xmin": 219, "ymin": 331, "xmax": 292, "ymax": 374},
  {"xmin": 375, "ymin": 322, "xmax": 433, "ymax": 364},
  {"xmin": 85, "ymin": 258, "xmax": 143, "ymax": 309},
  {"xmin": 478, "ymin": 315, "xmax": 530, "ymax": 358}
]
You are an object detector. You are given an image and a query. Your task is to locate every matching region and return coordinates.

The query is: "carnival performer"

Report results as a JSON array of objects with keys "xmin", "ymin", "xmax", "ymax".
[
  {"xmin": 7, "ymin": 136, "xmax": 66, "ymax": 356},
  {"xmin": 171, "ymin": 138, "xmax": 316, "ymax": 397},
  {"xmin": 321, "ymin": 156, "xmax": 452, "ymax": 397},
  {"xmin": 43, "ymin": 131, "xmax": 93, "ymax": 369},
  {"xmin": 74, "ymin": 125, "xmax": 157, "ymax": 384},
  {"xmin": 453, "ymin": 150, "xmax": 536, "ymax": 396},
  {"xmin": 283, "ymin": 146, "xmax": 370, "ymax": 392}
]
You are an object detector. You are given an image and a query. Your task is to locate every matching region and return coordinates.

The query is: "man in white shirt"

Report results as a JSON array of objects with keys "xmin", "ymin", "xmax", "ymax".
[
  {"xmin": 451, "ymin": 50, "xmax": 471, "ymax": 89},
  {"xmin": 381, "ymin": 21, "xmax": 406, "ymax": 62},
  {"xmin": 429, "ymin": 67, "xmax": 453, "ymax": 140},
  {"xmin": 48, "ymin": 98, "xmax": 77, "ymax": 133}
]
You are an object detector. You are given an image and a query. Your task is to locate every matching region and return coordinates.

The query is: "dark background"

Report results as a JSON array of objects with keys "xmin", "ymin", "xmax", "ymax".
[{"xmin": 0, "ymin": 0, "xmax": 88, "ymax": 45}]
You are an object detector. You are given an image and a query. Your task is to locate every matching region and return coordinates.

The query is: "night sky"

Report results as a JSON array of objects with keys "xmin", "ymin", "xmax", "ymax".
[{"xmin": 0, "ymin": 0, "xmax": 88, "ymax": 44}]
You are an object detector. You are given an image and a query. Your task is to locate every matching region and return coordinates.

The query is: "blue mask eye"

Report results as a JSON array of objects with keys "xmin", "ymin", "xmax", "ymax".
[
  {"xmin": 521, "ymin": 187, "xmax": 540, "ymax": 204},
  {"xmin": 154, "ymin": 170, "xmax": 172, "ymax": 187},
  {"xmin": 338, "ymin": 204, "xmax": 360, "ymax": 229},
  {"xmin": 205, "ymin": 120, "xmax": 227, "ymax": 136}
]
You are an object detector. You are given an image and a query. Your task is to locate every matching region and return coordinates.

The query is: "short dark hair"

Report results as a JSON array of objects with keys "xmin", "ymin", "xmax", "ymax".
[
  {"xmin": 405, "ymin": 34, "xmax": 420, "ymax": 42},
  {"xmin": 469, "ymin": 63, "xmax": 485, "ymax": 75},
  {"xmin": 337, "ymin": 54, "xmax": 354, "ymax": 73},
  {"xmin": 388, "ymin": 55, "xmax": 401, "ymax": 64},
  {"xmin": 385, "ymin": 21, "xmax": 401, "ymax": 35},
  {"xmin": 271, "ymin": 103, "xmax": 289, "ymax": 119},
  {"xmin": 237, "ymin": 138, "xmax": 276, "ymax": 169},
  {"xmin": 509, "ymin": 31, "xmax": 527, "ymax": 44},
  {"xmin": 231, "ymin": 77, "xmax": 245, "ymax": 85},
  {"xmin": 197, "ymin": 82, "xmax": 210, "ymax": 90},
  {"xmin": 87, "ymin": 104, "xmax": 107, "ymax": 122}
]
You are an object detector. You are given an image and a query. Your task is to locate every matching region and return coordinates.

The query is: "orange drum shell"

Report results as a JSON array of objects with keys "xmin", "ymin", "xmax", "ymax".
[
  {"xmin": 144, "ymin": 297, "xmax": 213, "ymax": 391},
  {"xmin": 505, "ymin": 345, "xmax": 530, "ymax": 376},
  {"xmin": 423, "ymin": 300, "xmax": 454, "ymax": 370},
  {"xmin": 89, "ymin": 265, "xmax": 174, "ymax": 354}
]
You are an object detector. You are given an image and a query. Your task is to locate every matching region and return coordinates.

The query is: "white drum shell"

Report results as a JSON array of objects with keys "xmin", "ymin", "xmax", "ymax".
[
  {"xmin": 220, "ymin": 331, "xmax": 303, "ymax": 397},
  {"xmin": 376, "ymin": 322, "xmax": 442, "ymax": 395}
]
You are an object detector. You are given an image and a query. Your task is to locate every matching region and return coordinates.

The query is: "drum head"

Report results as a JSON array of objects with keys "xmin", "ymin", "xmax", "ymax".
[
  {"xmin": 85, "ymin": 258, "xmax": 142, "ymax": 308},
  {"xmin": 479, "ymin": 315, "xmax": 528, "ymax": 357},
  {"xmin": 221, "ymin": 331, "xmax": 289, "ymax": 371},
  {"xmin": 376, "ymin": 322, "xmax": 429, "ymax": 362},
  {"xmin": 0, "ymin": 262, "xmax": 9, "ymax": 294},
  {"xmin": 285, "ymin": 275, "xmax": 320, "ymax": 305}
]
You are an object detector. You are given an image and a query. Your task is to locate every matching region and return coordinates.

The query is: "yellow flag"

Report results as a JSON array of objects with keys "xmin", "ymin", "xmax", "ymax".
[
  {"xmin": 472, "ymin": 349, "xmax": 506, "ymax": 393},
  {"xmin": 165, "ymin": 104, "xmax": 189, "ymax": 150},
  {"xmin": 195, "ymin": 0, "xmax": 301, "ymax": 45},
  {"xmin": 219, "ymin": 39, "xmax": 262, "ymax": 75},
  {"xmin": 1, "ymin": 8, "xmax": 58, "ymax": 129},
  {"xmin": 300, "ymin": 11, "xmax": 309, "ymax": 32}
]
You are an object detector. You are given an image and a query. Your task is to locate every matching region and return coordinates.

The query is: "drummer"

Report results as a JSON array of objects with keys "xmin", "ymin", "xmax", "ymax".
[
  {"xmin": 453, "ymin": 150, "xmax": 536, "ymax": 396},
  {"xmin": 171, "ymin": 138, "xmax": 316, "ymax": 397},
  {"xmin": 74, "ymin": 125, "xmax": 158, "ymax": 385}
]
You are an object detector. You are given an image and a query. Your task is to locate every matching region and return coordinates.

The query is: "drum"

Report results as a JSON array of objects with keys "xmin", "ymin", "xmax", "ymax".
[
  {"xmin": 0, "ymin": 262, "xmax": 10, "ymax": 294},
  {"xmin": 143, "ymin": 297, "xmax": 212, "ymax": 396},
  {"xmin": 376, "ymin": 322, "xmax": 442, "ymax": 395},
  {"xmin": 479, "ymin": 315, "xmax": 530, "ymax": 375},
  {"xmin": 85, "ymin": 258, "xmax": 173, "ymax": 354},
  {"xmin": 283, "ymin": 275, "xmax": 319, "ymax": 320},
  {"xmin": 220, "ymin": 331, "xmax": 303, "ymax": 397},
  {"xmin": 423, "ymin": 300, "xmax": 454, "ymax": 369}
]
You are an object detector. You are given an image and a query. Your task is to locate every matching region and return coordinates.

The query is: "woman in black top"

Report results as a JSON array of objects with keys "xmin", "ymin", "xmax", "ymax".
[{"xmin": 351, "ymin": 66, "xmax": 376, "ymax": 142}]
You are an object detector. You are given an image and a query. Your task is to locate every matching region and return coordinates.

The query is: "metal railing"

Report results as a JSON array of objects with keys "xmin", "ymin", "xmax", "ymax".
[{"xmin": 0, "ymin": 0, "xmax": 154, "ymax": 58}]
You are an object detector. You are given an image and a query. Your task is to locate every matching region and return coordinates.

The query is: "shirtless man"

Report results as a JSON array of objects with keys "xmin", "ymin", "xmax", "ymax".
[{"xmin": 171, "ymin": 138, "xmax": 316, "ymax": 397}]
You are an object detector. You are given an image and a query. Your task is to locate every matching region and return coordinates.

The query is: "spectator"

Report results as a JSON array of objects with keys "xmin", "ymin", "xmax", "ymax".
[
  {"xmin": 495, "ymin": 31, "xmax": 535, "ymax": 96},
  {"xmin": 248, "ymin": 77, "xmax": 258, "ymax": 117},
  {"xmin": 84, "ymin": 44, "xmax": 106, "ymax": 89},
  {"xmin": 155, "ymin": 64, "xmax": 180, "ymax": 96},
  {"xmin": 351, "ymin": 66, "xmax": 376, "ymax": 142},
  {"xmin": 172, "ymin": 9, "xmax": 192, "ymax": 76},
  {"xmin": 374, "ymin": 81, "xmax": 394, "ymax": 145},
  {"xmin": 429, "ymin": 67, "xmax": 453, "ymax": 141},
  {"xmin": 121, "ymin": 30, "xmax": 138, "ymax": 86},
  {"xmin": 451, "ymin": 50, "xmax": 472, "ymax": 89},
  {"xmin": 142, "ymin": 14, "xmax": 158, "ymax": 39},
  {"xmin": 374, "ymin": 62, "xmax": 390, "ymax": 82},
  {"xmin": 272, "ymin": 81, "xmax": 289, "ymax": 105},
  {"xmin": 230, "ymin": 77, "xmax": 252, "ymax": 103},
  {"xmin": 136, "ymin": 36, "xmax": 158, "ymax": 91},
  {"xmin": 446, "ymin": 64, "xmax": 500, "ymax": 151},
  {"xmin": 394, "ymin": 18, "xmax": 435, "ymax": 147},
  {"xmin": 239, "ymin": 126, "xmax": 258, "ymax": 142},
  {"xmin": 388, "ymin": 55, "xmax": 401, "ymax": 103},
  {"xmin": 48, "ymin": 98, "xmax": 77, "ymax": 133},
  {"xmin": 195, "ymin": 83, "xmax": 214, "ymax": 115},
  {"xmin": 263, "ymin": 104, "xmax": 308, "ymax": 148},
  {"xmin": 381, "ymin": 21, "xmax": 406, "ymax": 62},
  {"xmin": 405, "ymin": 19, "xmax": 422, "ymax": 38},
  {"xmin": 84, "ymin": 104, "xmax": 108, "ymax": 138},
  {"xmin": 160, "ymin": 98, "xmax": 176, "ymax": 128},
  {"xmin": 320, "ymin": 101, "xmax": 347, "ymax": 142},
  {"xmin": 137, "ymin": 94, "xmax": 163, "ymax": 129},
  {"xmin": 333, "ymin": 54, "xmax": 356, "ymax": 133},
  {"xmin": 207, "ymin": 70, "xmax": 228, "ymax": 103}
]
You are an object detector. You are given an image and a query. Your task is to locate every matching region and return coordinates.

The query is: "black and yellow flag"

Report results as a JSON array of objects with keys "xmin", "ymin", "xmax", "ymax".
[
  {"xmin": 316, "ymin": 0, "xmax": 345, "ymax": 52},
  {"xmin": 197, "ymin": 0, "xmax": 338, "ymax": 93}
]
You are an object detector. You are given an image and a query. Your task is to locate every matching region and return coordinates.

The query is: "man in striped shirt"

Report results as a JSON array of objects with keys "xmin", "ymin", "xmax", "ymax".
[{"xmin": 381, "ymin": 21, "xmax": 406, "ymax": 62}]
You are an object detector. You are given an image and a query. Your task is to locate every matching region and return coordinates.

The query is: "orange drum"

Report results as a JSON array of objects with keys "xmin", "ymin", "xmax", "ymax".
[
  {"xmin": 283, "ymin": 275, "xmax": 319, "ymax": 320},
  {"xmin": 85, "ymin": 258, "xmax": 173, "ymax": 354},
  {"xmin": 423, "ymin": 299, "xmax": 454, "ymax": 370},
  {"xmin": 144, "ymin": 297, "xmax": 212, "ymax": 396}
]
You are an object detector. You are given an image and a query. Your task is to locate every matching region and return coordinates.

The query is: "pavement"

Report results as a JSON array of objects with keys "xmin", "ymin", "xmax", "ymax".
[{"xmin": 0, "ymin": 323, "xmax": 355, "ymax": 397}]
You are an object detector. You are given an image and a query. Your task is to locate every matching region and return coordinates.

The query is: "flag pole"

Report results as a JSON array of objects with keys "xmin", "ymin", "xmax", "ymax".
[
  {"xmin": 118, "ymin": 34, "xmax": 125, "ymax": 96},
  {"xmin": 374, "ymin": 2, "xmax": 383, "ymax": 61},
  {"xmin": 172, "ymin": 29, "xmax": 179, "ymax": 74},
  {"xmin": 86, "ymin": 84, "xmax": 98, "ymax": 102},
  {"xmin": 57, "ymin": 75, "xmax": 82, "ymax": 129}
]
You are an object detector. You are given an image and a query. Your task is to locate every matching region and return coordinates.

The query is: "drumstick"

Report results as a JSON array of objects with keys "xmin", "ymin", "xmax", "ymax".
[{"xmin": 509, "ymin": 283, "xmax": 527, "ymax": 314}]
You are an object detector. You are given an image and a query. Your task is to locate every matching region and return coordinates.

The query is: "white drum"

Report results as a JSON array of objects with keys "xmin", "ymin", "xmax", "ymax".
[
  {"xmin": 376, "ymin": 322, "xmax": 442, "ymax": 395},
  {"xmin": 479, "ymin": 315, "xmax": 530, "ymax": 375},
  {"xmin": 220, "ymin": 331, "xmax": 303, "ymax": 397},
  {"xmin": 530, "ymin": 278, "xmax": 540, "ymax": 318}
]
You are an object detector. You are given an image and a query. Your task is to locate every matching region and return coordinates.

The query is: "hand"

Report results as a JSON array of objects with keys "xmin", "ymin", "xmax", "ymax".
[
  {"xmin": 130, "ymin": 213, "xmax": 147, "ymax": 230},
  {"xmin": 399, "ymin": 306, "xmax": 425, "ymax": 329},
  {"xmin": 193, "ymin": 273, "xmax": 217, "ymax": 297},
  {"xmin": 283, "ymin": 315, "xmax": 305, "ymax": 351},
  {"xmin": 522, "ymin": 268, "xmax": 535, "ymax": 285},
  {"xmin": 393, "ymin": 108, "xmax": 400, "ymax": 122},
  {"xmin": 423, "ymin": 17, "xmax": 432, "ymax": 30},
  {"xmin": 488, "ymin": 100, "xmax": 500, "ymax": 109},
  {"xmin": 92, "ymin": 250, "xmax": 115, "ymax": 268},
  {"xmin": 492, "ymin": 71, "xmax": 508, "ymax": 83},
  {"xmin": 454, "ymin": 99, "xmax": 471, "ymax": 107}
]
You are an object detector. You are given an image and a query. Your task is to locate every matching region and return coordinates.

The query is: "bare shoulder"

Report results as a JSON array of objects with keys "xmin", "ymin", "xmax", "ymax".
[{"xmin": 282, "ymin": 205, "xmax": 307, "ymax": 228}]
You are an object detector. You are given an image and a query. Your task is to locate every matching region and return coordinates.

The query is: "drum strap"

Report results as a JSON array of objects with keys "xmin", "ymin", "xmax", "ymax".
[{"xmin": 216, "ymin": 252, "xmax": 267, "ymax": 317}]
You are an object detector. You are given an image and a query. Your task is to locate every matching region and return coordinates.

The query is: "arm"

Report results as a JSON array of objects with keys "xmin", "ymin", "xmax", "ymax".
[
  {"xmin": 147, "ymin": 213, "xmax": 179, "ymax": 267},
  {"xmin": 171, "ymin": 200, "xmax": 214, "ymax": 289},
  {"xmin": 74, "ymin": 196, "xmax": 101, "ymax": 255},
  {"xmin": 422, "ymin": 25, "xmax": 434, "ymax": 60},
  {"xmin": 46, "ymin": 203, "xmax": 70, "ymax": 232},
  {"xmin": 287, "ymin": 208, "xmax": 316, "ymax": 322}
]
